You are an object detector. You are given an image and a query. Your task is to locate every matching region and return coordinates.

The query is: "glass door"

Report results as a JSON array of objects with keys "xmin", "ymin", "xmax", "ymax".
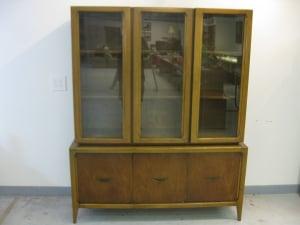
[
  {"xmin": 71, "ymin": 7, "xmax": 131, "ymax": 144},
  {"xmin": 133, "ymin": 8, "xmax": 193, "ymax": 143},
  {"xmin": 191, "ymin": 9, "xmax": 252, "ymax": 143}
]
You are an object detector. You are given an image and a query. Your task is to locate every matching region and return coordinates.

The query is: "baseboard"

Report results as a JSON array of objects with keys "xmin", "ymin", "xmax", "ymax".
[
  {"xmin": 245, "ymin": 185, "xmax": 300, "ymax": 194},
  {"xmin": 0, "ymin": 186, "xmax": 70, "ymax": 196},
  {"xmin": 0, "ymin": 185, "xmax": 299, "ymax": 196}
]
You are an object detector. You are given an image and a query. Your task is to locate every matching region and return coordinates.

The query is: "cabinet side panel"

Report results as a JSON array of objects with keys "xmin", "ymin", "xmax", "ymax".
[
  {"xmin": 71, "ymin": 8, "xmax": 82, "ymax": 142},
  {"xmin": 237, "ymin": 11, "xmax": 252, "ymax": 141}
]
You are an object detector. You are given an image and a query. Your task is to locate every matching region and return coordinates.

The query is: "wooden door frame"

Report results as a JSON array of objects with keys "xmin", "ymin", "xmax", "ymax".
[
  {"xmin": 191, "ymin": 8, "xmax": 253, "ymax": 144},
  {"xmin": 71, "ymin": 7, "xmax": 132, "ymax": 144},
  {"xmin": 132, "ymin": 7, "xmax": 193, "ymax": 144}
]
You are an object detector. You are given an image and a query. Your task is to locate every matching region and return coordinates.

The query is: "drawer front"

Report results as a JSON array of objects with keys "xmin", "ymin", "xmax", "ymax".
[
  {"xmin": 76, "ymin": 154, "xmax": 132, "ymax": 203},
  {"xmin": 187, "ymin": 153, "xmax": 241, "ymax": 202},
  {"xmin": 133, "ymin": 154, "xmax": 186, "ymax": 203}
]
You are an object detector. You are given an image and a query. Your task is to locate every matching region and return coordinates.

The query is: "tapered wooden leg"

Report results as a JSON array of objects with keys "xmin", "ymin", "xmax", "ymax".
[
  {"xmin": 236, "ymin": 203, "xmax": 242, "ymax": 221},
  {"xmin": 236, "ymin": 146, "xmax": 248, "ymax": 221},
  {"xmin": 70, "ymin": 150, "xmax": 79, "ymax": 223},
  {"xmin": 72, "ymin": 205, "xmax": 78, "ymax": 224}
]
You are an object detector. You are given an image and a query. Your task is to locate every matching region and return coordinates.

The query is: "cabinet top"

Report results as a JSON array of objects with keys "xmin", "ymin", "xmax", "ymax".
[{"xmin": 70, "ymin": 6, "xmax": 253, "ymax": 13}]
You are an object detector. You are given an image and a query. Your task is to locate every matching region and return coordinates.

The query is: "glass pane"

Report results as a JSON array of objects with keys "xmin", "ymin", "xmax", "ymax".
[
  {"xmin": 79, "ymin": 12, "xmax": 123, "ymax": 138},
  {"xmin": 199, "ymin": 14, "xmax": 245, "ymax": 137},
  {"xmin": 140, "ymin": 13, "xmax": 185, "ymax": 138}
]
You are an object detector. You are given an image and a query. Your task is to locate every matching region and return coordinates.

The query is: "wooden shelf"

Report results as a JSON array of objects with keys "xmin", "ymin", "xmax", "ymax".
[
  {"xmin": 199, "ymin": 128, "xmax": 236, "ymax": 137},
  {"xmin": 81, "ymin": 90, "xmax": 121, "ymax": 100},
  {"xmin": 201, "ymin": 90, "xmax": 235, "ymax": 100},
  {"xmin": 82, "ymin": 95, "xmax": 121, "ymax": 100},
  {"xmin": 83, "ymin": 127, "xmax": 122, "ymax": 138},
  {"xmin": 141, "ymin": 127, "xmax": 181, "ymax": 138},
  {"xmin": 203, "ymin": 50, "xmax": 242, "ymax": 57},
  {"xmin": 143, "ymin": 95, "xmax": 182, "ymax": 100},
  {"xmin": 80, "ymin": 49, "xmax": 122, "ymax": 54}
]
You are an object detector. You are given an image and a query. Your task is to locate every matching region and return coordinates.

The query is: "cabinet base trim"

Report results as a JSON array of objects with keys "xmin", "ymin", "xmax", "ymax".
[{"xmin": 79, "ymin": 201, "xmax": 236, "ymax": 209}]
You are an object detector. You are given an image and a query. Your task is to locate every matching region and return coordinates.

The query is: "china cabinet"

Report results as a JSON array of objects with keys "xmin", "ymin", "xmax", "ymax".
[{"xmin": 70, "ymin": 7, "xmax": 252, "ymax": 223}]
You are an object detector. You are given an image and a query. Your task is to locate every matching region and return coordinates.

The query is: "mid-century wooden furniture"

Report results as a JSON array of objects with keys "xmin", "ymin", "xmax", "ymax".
[{"xmin": 70, "ymin": 6, "xmax": 252, "ymax": 223}]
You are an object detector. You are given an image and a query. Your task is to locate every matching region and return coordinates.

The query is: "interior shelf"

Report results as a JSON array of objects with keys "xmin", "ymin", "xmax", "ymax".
[
  {"xmin": 202, "ymin": 50, "xmax": 242, "ymax": 57},
  {"xmin": 80, "ymin": 49, "xmax": 122, "ymax": 54},
  {"xmin": 201, "ymin": 90, "xmax": 235, "ymax": 100},
  {"xmin": 83, "ymin": 127, "xmax": 122, "ymax": 138}
]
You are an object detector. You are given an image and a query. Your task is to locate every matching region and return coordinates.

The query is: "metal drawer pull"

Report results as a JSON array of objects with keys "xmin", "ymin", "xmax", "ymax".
[
  {"xmin": 152, "ymin": 177, "xmax": 168, "ymax": 182},
  {"xmin": 205, "ymin": 176, "xmax": 221, "ymax": 181},
  {"xmin": 96, "ymin": 177, "xmax": 111, "ymax": 183}
]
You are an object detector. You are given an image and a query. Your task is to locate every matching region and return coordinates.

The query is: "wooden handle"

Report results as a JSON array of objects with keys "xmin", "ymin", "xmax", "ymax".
[
  {"xmin": 96, "ymin": 177, "xmax": 111, "ymax": 183},
  {"xmin": 205, "ymin": 176, "xmax": 221, "ymax": 181},
  {"xmin": 152, "ymin": 177, "xmax": 168, "ymax": 182}
]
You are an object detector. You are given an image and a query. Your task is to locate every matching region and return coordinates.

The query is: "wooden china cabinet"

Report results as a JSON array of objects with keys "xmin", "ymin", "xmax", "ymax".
[{"xmin": 70, "ymin": 6, "xmax": 252, "ymax": 223}]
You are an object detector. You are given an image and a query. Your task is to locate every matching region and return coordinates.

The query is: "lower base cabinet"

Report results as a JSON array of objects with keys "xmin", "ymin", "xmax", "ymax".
[{"xmin": 70, "ymin": 143, "xmax": 247, "ymax": 223}]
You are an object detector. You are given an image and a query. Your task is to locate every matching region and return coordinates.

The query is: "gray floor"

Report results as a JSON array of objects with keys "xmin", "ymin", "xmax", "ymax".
[{"xmin": 0, "ymin": 194, "xmax": 299, "ymax": 225}]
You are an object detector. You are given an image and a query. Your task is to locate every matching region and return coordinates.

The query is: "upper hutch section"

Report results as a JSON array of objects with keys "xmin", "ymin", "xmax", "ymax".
[{"xmin": 71, "ymin": 7, "xmax": 252, "ymax": 145}]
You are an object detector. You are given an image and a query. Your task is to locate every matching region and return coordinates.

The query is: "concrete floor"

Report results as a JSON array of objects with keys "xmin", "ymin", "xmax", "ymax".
[{"xmin": 0, "ymin": 194, "xmax": 299, "ymax": 225}]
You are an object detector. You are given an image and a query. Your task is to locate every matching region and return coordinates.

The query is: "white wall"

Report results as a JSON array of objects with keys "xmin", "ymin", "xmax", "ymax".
[{"xmin": 0, "ymin": 0, "xmax": 299, "ymax": 187}]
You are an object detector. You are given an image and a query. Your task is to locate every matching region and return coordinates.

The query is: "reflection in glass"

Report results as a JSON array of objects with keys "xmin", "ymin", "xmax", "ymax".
[
  {"xmin": 79, "ymin": 12, "xmax": 123, "ymax": 138},
  {"xmin": 199, "ymin": 14, "xmax": 245, "ymax": 137},
  {"xmin": 141, "ymin": 13, "xmax": 185, "ymax": 138}
]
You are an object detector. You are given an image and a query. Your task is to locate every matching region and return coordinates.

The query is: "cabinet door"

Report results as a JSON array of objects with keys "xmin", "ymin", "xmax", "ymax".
[
  {"xmin": 133, "ymin": 154, "xmax": 186, "ymax": 203},
  {"xmin": 77, "ymin": 154, "xmax": 132, "ymax": 203},
  {"xmin": 133, "ymin": 8, "xmax": 193, "ymax": 143},
  {"xmin": 71, "ymin": 7, "xmax": 131, "ymax": 144},
  {"xmin": 187, "ymin": 153, "xmax": 241, "ymax": 202},
  {"xmin": 191, "ymin": 9, "xmax": 252, "ymax": 143}
]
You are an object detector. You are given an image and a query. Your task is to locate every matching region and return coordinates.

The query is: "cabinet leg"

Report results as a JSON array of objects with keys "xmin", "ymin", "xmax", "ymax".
[
  {"xmin": 236, "ymin": 203, "xmax": 242, "ymax": 221},
  {"xmin": 72, "ymin": 205, "xmax": 78, "ymax": 223},
  {"xmin": 236, "ymin": 147, "xmax": 247, "ymax": 221}
]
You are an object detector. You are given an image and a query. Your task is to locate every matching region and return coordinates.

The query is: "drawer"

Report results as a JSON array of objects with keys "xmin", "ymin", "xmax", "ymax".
[
  {"xmin": 133, "ymin": 154, "xmax": 186, "ymax": 203},
  {"xmin": 76, "ymin": 154, "xmax": 132, "ymax": 203},
  {"xmin": 187, "ymin": 153, "xmax": 241, "ymax": 202}
]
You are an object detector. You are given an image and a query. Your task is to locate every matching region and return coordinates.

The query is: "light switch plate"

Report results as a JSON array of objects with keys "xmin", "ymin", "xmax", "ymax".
[{"xmin": 51, "ymin": 76, "xmax": 67, "ymax": 92}]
